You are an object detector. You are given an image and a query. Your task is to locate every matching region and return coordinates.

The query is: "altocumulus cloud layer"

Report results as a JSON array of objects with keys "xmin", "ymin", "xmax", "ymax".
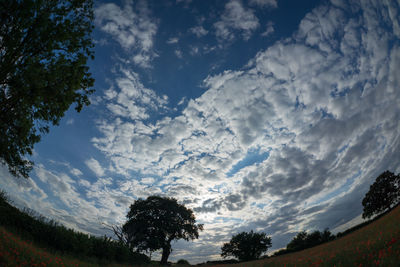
[{"xmin": 1, "ymin": 0, "xmax": 400, "ymax": 263}]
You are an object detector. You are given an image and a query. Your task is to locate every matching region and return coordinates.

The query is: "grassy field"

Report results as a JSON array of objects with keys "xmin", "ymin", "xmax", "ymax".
[
  {"xmin": 0, "ymin": 226, "xmax": 138, "ymax": 267},
  {"xmin": 1, "ymin": 207, "xmax": 399, "ymax": 266},
  {"xmin": 219, "ymin": 206, "xmax": 400, "ymax": 267}
]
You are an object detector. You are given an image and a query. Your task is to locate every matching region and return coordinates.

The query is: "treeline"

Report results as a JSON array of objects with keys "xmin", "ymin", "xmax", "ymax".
[
  {"xmin": 0, "ymin": 191, "xmax": 149, "ymax": 265},
  {"xmin": 273, "ymin": 229, "xmax": 335, "ymax": 256}
]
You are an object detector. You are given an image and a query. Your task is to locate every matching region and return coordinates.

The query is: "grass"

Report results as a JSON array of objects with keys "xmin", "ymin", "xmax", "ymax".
[
  {"xmin": 216, "ymin": 206, "xmax": 400, "ymax": 267},
  {"xmin": 0, "ymin": 226, "xmax": 143, "ymax": 267}
]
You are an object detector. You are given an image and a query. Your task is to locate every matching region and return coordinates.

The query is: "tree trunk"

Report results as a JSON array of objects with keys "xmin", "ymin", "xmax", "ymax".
[{"xmin": 160, "ymin": 243, "xmax": 171, "ymax": 265}]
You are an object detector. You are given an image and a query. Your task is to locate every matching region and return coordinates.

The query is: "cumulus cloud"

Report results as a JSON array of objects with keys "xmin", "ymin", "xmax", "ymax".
[
  {"xmin": 214, "ymin": 0, "xmax": 260, "ymax": 41},
  {"xmin": 190, "ymin": 25, "xmax": 208, "ymax": 37},
  {"xmin": 85, "ymin": 158, "xmax": 105, "ymax": 177},
  {"xmin": 95, "ymin": 0, "xmax": 158, "ymax": 68}
]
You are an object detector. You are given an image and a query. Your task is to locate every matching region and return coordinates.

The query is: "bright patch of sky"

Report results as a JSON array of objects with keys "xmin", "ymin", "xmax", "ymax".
[{"xmin": 1, "ymin": 0, "xmax": 400, "ymax": 263}]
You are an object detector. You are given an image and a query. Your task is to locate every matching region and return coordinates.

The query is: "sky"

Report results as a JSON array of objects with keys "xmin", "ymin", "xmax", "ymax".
[{"xmin": 1, "ymin": 0, "xmax": 400, "ymax": 263}]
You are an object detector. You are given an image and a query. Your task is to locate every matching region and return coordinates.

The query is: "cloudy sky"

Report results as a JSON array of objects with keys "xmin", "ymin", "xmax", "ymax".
[{"xmin": 1, "ymin": 0, "xmax": 400, "ymax": 263}]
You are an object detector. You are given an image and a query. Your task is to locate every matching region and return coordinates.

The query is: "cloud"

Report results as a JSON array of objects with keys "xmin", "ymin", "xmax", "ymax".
[
  {"xmin": 70, "ymin": 168, "xmax": 83, "ymax": 177},
  {"xmin": 175, "ymin": 49, "xmax": 183, "ymax": 58},
  {"xmin": 261, "ymin": 21, "xmax": 274, "ymax": 37},
  {"xmin": 167, "ymin": 37, "xmax": 179, "ymax": 44},
  {"xmin": 214, "ymin": 0, "xmax": 259, "ymax": 41},
  {"xmin": 190, "ymin": 25, "xmax": 208, "ymax": 37},
  {"xmin": 248, "ymin": 0, "xmax": 278, "ymax": 9},
  {"xmin": 95, "ymin": 0, "xmax": 158, "ymax": 68},
  {"xmin": 85, "ymin": 158, "xmax": 105, "ymax": 177},
  {"xmin": 101, "ymin": 67, "xmax": 169, "ymax": 121}
]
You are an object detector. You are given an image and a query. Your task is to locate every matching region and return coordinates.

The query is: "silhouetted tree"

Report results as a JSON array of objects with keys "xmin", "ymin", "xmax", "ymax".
[
  {"xmin": 286, "ymin": 231, "xmax": 307, "ymax": 251},
  {"xmin": 221, "ymin": 230, "xmax": 272, "ymax": 261},
  {"xmin": 287, "ymin": 229, "xmax": 334, "ymax": 252},
  {"xmin": 122, "ymin": 196, "xmax": 203, "ymax": 265},
  {"xmin": 0, "ymin": 0, "xmax": 94, "ymax": 178},
  {"xmin": 362, "ymin": 171, "xmax": 400, "ymax": 219}
]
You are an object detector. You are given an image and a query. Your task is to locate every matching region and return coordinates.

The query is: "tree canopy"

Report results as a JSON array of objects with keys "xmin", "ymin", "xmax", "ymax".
[
  {"xmin": 122, "ymin": 196, "xmax": 203, "ymax": 265},
  {"xmin": 362, "ymin": 171, "xmax": 400, "ymax": 219},
  {"xmin": 0, "ymin": 0, "xmax": 95, "ymax": 178},
  {"xmin": 221, "ymin": 230, "xmax": 272, "ymax": 261},
  {"xmin": 286, "ymin": 229, "xmax": 335, "ymax": 252}
]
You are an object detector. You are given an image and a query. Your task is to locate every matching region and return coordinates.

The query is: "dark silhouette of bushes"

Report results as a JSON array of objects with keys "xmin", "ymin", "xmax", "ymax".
[{"xmin": 0, "ymin": 191, "xmax": 149, "ymax": 264}]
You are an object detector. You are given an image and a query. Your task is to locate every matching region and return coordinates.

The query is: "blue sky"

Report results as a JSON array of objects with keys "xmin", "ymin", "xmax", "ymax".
[{"xmin": 1, "ymin": 0, "xmax": 400, "ymax": 263}]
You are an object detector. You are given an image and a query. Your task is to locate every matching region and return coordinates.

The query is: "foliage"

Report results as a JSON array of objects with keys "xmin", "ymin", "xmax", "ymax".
[
  {"xmin": 362, "ymin": 171, "xmax": 400, "ymax": 219},
  {"xmin": 122, "ymin": 196, "xmax": 203, "ymax": 265},
  {"xmin": 176, "ymin": 259, "xmax": 190, "ymax": 265},
  {"xmin": 221, "ymin": 230, "xmax": 272, "ymax": 261},
  {"xmin": 0, "ymin": 192, "xmax": 149, "ymax": 265},
  {"xmin": 286, "ymin": 229, "xmax": 335, "ymax": 252},
  {"xmin": 0, "ymin": 0, "xmax": 95, "ymax": 178}
]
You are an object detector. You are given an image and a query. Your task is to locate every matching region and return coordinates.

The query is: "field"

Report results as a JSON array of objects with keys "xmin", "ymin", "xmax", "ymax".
[
  {"xmin": 0, "ymin": 226, "xmax": 138, "ymax": 267},
  {"xmin": 220, "ymin": 206, "xmax": 400, "ymax": 267},
  {"xmin": 1, "ymin": 206, "xmax": 400, "ymax": 266}
]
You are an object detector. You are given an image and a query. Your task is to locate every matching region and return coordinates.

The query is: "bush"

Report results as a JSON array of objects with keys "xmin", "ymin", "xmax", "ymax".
[{"xmin": 177, "ymin": 259, "xmax": 190, "ymax": 265}]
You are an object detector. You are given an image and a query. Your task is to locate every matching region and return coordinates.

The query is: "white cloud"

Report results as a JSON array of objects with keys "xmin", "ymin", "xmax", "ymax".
[
  {"xmin": 175, "ymin": 49, "xmax": 183, "ymax": 58},
  {"xmin": 261, "ymin": 21, "xmax": 274, "ymax": 37},
  {"xmin": 101, "ymin": 68, "xmax": 169, "ymax": 121},
  {"xmin": 248, "ymin": 0, "xmax": 278, "ymax": 8},
  {"xmin": 70, "ymin": 168, "xmax": 83, "ymax": 177},
  {"xmin": 214, "ymin": 0, "xmax": 259, "ymax": 41},
  {"xmin": 85, "ymin": 158, "xmax": 105, "ymax": 177},
  {"xmin": 95, "ymin": 0, "xmax": 158, "ymax": 68},
  {"xmin": 66, "ymin": 118, "xmax": 74, "ymax": 125},
  {"xmin": 190, "ymin": 25, "xmax": 208, "ymax": 37},
  {"xmin": 167, "ymin": 37, "xmax": 179, "ymax": 44}
]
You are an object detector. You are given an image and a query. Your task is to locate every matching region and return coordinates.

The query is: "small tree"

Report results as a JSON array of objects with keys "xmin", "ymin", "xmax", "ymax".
[
  {"xmin": 221, "ymin": 230, "xmax": 272, "ymax": 261},
  {"xmin": 0, "ymin": 0, "xmax": 95, "ymax": 178},
  {"xmin": 362, "ymin": 171, "xmax": 400, "ymax": 219},
  {"xmin": 122, "ymin": 196, "xmax": 203, "ymax": 265}
]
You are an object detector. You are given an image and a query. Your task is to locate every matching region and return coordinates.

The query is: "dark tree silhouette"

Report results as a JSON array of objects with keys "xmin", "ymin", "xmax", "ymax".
[
  {"xmin": 122, "ymin": 196, "xmax": 203, "ymax": 265},
  {"xmin": 286, "ymin": 229, "xmax": 335, "ymax": 252},
  {"xmin": 221, "ymin": 230, "xmax": 272, "ymax": 261},
  {"xmin": 362, "ymin": 171, "xmax": 400, "ymax": 219},
  {"xmin": 0, "ymin": 0, "xmax": 94, "ymax": 178}
]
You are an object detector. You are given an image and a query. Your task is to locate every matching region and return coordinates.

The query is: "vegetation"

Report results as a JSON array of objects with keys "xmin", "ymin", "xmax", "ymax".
[
  {"xmin": 0, "ymin": 0, "xmax": 95, "ymax": 178},
  {"xmin": 176, "ymin": 259, "xmax": 190, "ymax": 265},
  {"xmin": 0, "ymin": 191, "xmax": 149, "ymax": 265},
  {"xmin": 221, "ymin": 230, "xmax": 272, "ymax": 261},
  {"xmin": 362, "ymin": 170, "xmax": 400, "ymax": 219},
  {"xmin": 218, "ymin": 205, "xmax": 400, "ymax": 267},
  {"xmin": 285, "ymin": 229, "xmax": 335, "ymax": 253},
  {"xmin": 121, "ymin": 196, "xmax": 203, "ymax": 265}
]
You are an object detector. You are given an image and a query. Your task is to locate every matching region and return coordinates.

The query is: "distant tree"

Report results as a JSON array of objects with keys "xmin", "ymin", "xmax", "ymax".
[
  {"xmin": 176, "ymin": 259, "xmax": 190, "ymax": 265},
  {"xmin": 221, "ymin": 230, "xmax": 272, "ymax": 261},
  {"xmin": 286, "ymin": 229, "xmax": 334, "ymax": 252},
  {"xmin": 122, "ymin": 196, "xmax": 203, "ymax": 265},
  {"xmin": 286, "ymin": 231, "xmax": 307, "ymax": 251},
  {"xmin": 362, "ymin": 171, "xmax": 400, "ymax": 219},
  {"xmin": 0, "ymin": 0, "xmax": 95, "ymax": 178}
]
